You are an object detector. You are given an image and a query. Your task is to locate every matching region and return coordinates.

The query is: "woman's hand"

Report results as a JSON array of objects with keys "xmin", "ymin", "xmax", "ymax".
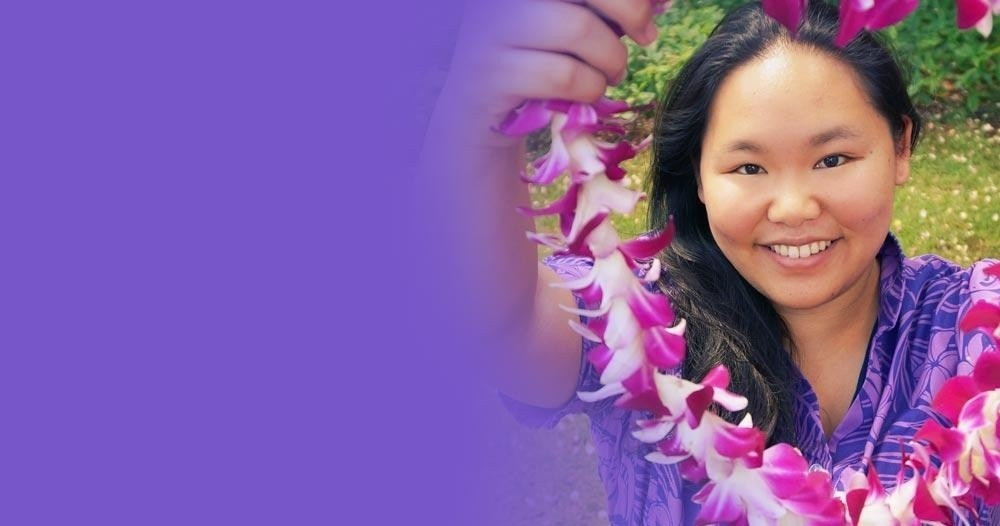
[{"xmin": 441, "ymin": 0, "xmax": 660, "ymax": 145}]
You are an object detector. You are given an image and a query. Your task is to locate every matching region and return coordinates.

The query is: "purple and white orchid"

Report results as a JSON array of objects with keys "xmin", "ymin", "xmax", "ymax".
[{"xmin": 759, "ymin": 0, "xmax": 997, "ymax": 42}]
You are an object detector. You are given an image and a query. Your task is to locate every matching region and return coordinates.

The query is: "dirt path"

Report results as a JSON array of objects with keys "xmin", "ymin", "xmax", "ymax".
[{"xmin": 482, "ymin": 397, "xmax": 609, "ymax": 525}]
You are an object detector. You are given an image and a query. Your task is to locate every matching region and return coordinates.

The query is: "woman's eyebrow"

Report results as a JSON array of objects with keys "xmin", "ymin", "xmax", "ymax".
[
  {"xmin": 722, "ymin": 140, "xmax": 765, "ymax": 153},
  {"xmin": 809, "ymin": 125, "xmax": 862, "ymax": 146},
  {"xmin": 720, "ymin": 126, "xmax": 862, "ymax": 153}
]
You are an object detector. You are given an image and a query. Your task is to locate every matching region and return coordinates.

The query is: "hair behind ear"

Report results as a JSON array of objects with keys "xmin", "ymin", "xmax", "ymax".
[{"xmin": 896, "ymin": 115, "xmax": 914, "ymax": 157}]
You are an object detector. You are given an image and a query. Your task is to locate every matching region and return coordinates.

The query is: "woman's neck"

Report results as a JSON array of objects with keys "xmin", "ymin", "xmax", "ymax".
[{"xmin": 777, "ymin": 259, "xmax": 882, "ymax": 372}]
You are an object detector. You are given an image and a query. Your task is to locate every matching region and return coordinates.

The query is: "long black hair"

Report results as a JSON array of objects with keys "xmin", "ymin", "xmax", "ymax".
[{"xmin": 646, "ymin": 1, "xmax": 922, "ymax": 446}]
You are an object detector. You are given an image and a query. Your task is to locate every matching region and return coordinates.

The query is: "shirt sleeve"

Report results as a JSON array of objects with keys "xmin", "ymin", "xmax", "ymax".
[
  {"xmin": 956, "ymin": 258, "xmax": 1000, "ymax": 373},
  {"xmin": 497, "ymin": 253, "xmax": 617, "ymax": 429}
]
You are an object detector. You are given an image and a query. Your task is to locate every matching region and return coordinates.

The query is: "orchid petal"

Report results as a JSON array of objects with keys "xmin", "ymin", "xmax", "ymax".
[
  {"xmin": 680, "ymin": 456, "xmax": 709, "ymax": 482},
  {"xmin": 642, "ymin": 323, "xmax": 686, "ymax": 369},
  {"xmin": 558, "ymin": 301, "xmax": 611, "ymax": 318},
  {"xmin": 845, "ymin": 488, "xmax": 867, "ymax": 526},
  {"xmin": 561, "ymin": 102, "xmax": 599, "ymax": 142},
  {"xmin": 957, "ymin": 0, "xmax": 991, "ymax": 28},
  {"xmin": 758, "ymin": 443, "xmax": 809, "ymax": 499},
  {"xmin": 958, "ymin": 391, "xmax": 989, "ymax": 429},
  {"xmin": 714, "ymin": 422, "xmax": 764, "ymax": 459},
  {"xmin": 604, "ymin": 299, "xmax": 641, "ymax": 349},
  {"xmin": 643, "ymin": 257, "xmax": 662, "ymax": 283},
  {"xmin": 633, "ymin": 418, "xmax": 676, "ymax": 442},
  {"xmin": 577, "ymin": 381, "xmax": 626, "ymax": 402},
  {"xmin": 600, "ymin": 336, "xmax": 645, "ymax": 384},
  {"xmin": 626, "ymin": 284, "xmax": 676, "ymax": 329},
  {"xmin": 835, "ymin": 0, "xmax": 870, "ymax": 46},
  {"xmin": 548, "ymin": 266, "xmax": 597, "ymax": 291},
  {"xmin": 702, "ymin": 363, "xmax": 732, "ymax": 389},
  {"xmin": 685, "ymin": 385, "xmax": 715, "ymax": 427},
  {"xmin": 583, "ymin": 220, "xmax": 622, "ymax": 258},
  {"xmin": 975, "ymin": 11, "xmax": 994, "ymax": 36},
  {"xmin": 974, "ymin": 351, "xmax": 1000, "ymax": 391},
  {"xmin": 762, "ymin": 0, "xmax": 807, "ymax": 36},
  {"xmin": 617, "ymin": 366, "xmax": 669, "ymax": 413},
  {"xmin": 913, "ymin": 476, "xmax": 951, "ymax": 523},
  {"xmin": 524, "ymin": 144, "xmax": 571, "ymax": 185},
  {"xmin": 960, "ymin": 301, "xmax": 1000, "ymax": 333},
  {"xmin": 916, "ymin": 419, "xmax": 966, "ymax": 462},
  {"xmin": 866, "ymin": 0, "xmax": 920, "ymax": 29},
  {"xmin": 586, "ymin": 344, "xmax": 614, "ymax": 374},
  {"xmin": 781, "ymin": 471, "xmax": 841, "ymax": 518},
  {"xmin": 525, "ymin": 230, "xmax": 565, "ymax": 250},
  {"xmin": 591, "ymin": 97, "xmax": 630, "ymax": 116},
  {"xmin": 494, "ymin": 100, "xmax": 552, "ymax": 135},
  {"xmin": 568, "ymin": 319, "xmax": 602, "ymax": 342},
  {"xmin": 516, "ymin": 182, "xmax": 580, "ymax": 218},
  {"xmin": 693, "ymin": 481, "xmax": 745, "ymax": 524},
  {"xmin": 933, "ymin": 376, "xmax": 981, "ymax": 423},
  {"xmin": 598, "ymin": 141, "xmax": 642, "ymax": 182},
  {"xmin": 646, "ymin": 451, "xmax": 690, "ymax": 465},
  {"xmin": 866, "ymin": 462, "xmax": 885, "ymax": 496},
  {"xmin": 713, "ymin": 389, "xmax": 749, "ymax": 412},
  {"xmin": 576, "ymin": 281, "xmax": 603, "ymax": 305},
  {"xmin": 565, "ymin": 211, "xmax": 608, "ymax": 255},
  {"xmin": 566, "ymin": 134, "xmax": 608, "ymax": 179},
  {"xmin": 618, "ymin": 220, "xmax": 676, "ymax": 261}
]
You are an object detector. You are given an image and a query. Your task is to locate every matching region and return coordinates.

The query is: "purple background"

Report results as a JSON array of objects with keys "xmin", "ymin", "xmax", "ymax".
[{"xmin": 0, "ymin": 1, "xmax": 518, "ymax": 524}]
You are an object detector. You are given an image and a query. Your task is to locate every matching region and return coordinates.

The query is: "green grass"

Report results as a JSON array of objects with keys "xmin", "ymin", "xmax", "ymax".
[
  {"xmin": 894, "ymin": 116, "xmax": 1000, "ymax": 265},
  {"xmin": 529, "ymin": 115, "xmax": 1000, "ymax": 265}
]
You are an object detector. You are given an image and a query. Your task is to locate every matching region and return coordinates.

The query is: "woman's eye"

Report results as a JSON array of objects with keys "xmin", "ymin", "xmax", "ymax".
[
  {"xmin": 735, "ymin": 164, "xmax": 765, "ymax": 175},
  {"xmin": 815, "ymin": 154, "xmax": 848, "ymax": 169}
]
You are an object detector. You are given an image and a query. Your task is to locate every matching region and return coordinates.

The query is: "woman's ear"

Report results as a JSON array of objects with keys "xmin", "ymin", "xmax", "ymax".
[
  {"xmin": 694, "ymin": 162, "xmax": 705, "ymax": 203},
  {"xmin": 894, "ymin": 115, "xmax": 913, "ymax": 186}
]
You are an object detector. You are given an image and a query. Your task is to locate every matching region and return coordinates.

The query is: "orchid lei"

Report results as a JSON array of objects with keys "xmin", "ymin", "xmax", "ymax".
[{"xmin": 496, "ymin": 0, "xmax": 1000, "ymax": 524}]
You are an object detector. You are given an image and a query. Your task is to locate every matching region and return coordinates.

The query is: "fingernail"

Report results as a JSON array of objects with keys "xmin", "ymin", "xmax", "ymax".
[{"xmin": 643, "ymin": 22, "xmax": 659, "ymax": 44}]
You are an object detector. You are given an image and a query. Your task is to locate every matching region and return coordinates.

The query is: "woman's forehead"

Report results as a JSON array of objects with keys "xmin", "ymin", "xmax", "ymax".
[{"xmin": 702, "ymin": 46, "xmax": 886, "ymax": 149}]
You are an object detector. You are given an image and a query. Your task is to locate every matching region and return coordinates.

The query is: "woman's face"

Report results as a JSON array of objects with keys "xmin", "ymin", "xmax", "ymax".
[{"xmin": 697, "ymin": 45, "xmax": 911, "ymax": 315}]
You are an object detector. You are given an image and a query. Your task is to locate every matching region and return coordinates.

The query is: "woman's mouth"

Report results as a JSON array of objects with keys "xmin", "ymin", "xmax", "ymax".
[
  {"xmin": 767, "ymin": 239, "xmax": 837, "ymax": 259},
  {"xmin": 759, "ymin": 238, "xmax": 841, "ymax": 269}
]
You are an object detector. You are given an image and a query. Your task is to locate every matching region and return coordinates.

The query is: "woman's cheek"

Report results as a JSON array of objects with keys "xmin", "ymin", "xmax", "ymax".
[
  {"xmin": 704, "ymin": 185, "xmax": 763, "ymax": 244},
  {"xmin": 826, "ymin": 175, "xmax": 895, "ymax": 232}
]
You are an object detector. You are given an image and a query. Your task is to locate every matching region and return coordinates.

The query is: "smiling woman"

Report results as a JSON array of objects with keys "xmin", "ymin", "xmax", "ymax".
[
  {"xmin": 695, "ymin": 45, "xmax": 910, "ymax": 448},
  {"xmin": 424, "ymin": 0, "xmax": 1000, "ymax": 523},
  {"xmin": 698, "ymin": 47, "xmax": 906, "ymax": 318}
]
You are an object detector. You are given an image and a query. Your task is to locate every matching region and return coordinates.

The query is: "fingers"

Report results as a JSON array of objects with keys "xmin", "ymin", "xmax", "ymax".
[
  {"xmin": 584, "ymin": 0, "xmax": 658, "ymax": 46},
  {"xmin": 443, "ymin": 0, "xmax": 651, "ymax": 127},
  {"xmin": 499, "ymin": 1, "xmax": 629, "ymax": 85},
  {"xmin": 490, "ymin": 48, "xmax": 608, "ymax": 105}
]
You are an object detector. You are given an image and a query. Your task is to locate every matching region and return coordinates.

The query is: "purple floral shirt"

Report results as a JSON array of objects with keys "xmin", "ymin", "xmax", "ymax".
[{"xmin": 502, "ymin": 234, "xmax": 1000, "ymax": 525}]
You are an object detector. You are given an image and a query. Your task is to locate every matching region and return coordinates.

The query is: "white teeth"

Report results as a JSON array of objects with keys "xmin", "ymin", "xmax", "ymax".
[{"xmin": 769, "ymin": 240, "xmax": 833, "ymax": 259}]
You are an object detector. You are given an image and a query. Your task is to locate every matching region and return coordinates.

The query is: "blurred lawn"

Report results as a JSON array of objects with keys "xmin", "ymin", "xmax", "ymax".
[{"xmin": 530, "ymin": 115, "xmax": 999, "ymax": 265}]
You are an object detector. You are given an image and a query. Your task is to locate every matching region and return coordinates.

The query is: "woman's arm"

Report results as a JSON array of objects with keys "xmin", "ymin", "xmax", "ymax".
[{"xmin": 415, "ymin": 0, "xmax": 657, "ymax": 408}]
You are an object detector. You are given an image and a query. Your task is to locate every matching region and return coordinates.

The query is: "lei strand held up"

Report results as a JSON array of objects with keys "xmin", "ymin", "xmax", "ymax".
[{"xmin": 495, "ymin": 0, "xmax": 1000, "ymax": 523}]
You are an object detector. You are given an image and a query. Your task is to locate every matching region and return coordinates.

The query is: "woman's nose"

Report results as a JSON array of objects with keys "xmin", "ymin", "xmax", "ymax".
[{"xmin": 766, "ymin": 181, "xmax": 821, "ymax": 227}]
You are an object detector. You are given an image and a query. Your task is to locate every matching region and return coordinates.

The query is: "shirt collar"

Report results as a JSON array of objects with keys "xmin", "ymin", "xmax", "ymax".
[{"xmin": 876, "ymin": 232, "xmax": 906, "ymax": 332}]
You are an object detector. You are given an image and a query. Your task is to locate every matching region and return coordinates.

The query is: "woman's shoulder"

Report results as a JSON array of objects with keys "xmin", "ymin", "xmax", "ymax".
[
  {"xmin": 900, "ymin": 251, "xmax": 998, "ymax": 296},
  {"xmin": 878, "ymin": 238, "xmax": 997, "ymax": 339},
  {"xmin": 895, "ymin": 250, "xmax": 999, "ymax": 362}
]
